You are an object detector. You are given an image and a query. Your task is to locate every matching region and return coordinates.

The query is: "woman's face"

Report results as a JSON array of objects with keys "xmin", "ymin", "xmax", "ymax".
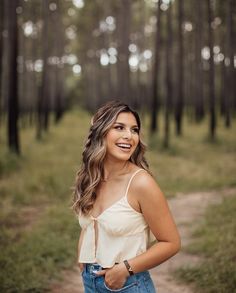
[{"xmin": 104, "ymin": 112, "xmax": 140, "ymax": 162}]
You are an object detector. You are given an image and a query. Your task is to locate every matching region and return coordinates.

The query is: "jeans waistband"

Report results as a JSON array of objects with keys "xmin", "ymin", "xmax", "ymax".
[
  {"xmin": 84, "ymin": 263, "xmax": 150, "ymax": 279},
  {"xmin": 85, "ymin": 263, "xmax": 104, "ymax": 274}
]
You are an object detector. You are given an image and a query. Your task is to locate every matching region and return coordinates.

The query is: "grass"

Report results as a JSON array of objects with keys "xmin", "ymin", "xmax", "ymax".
[
  {"xmin": 175, "ymin": 195, "xmax": 236, "ymax": 293},
  {"xmin": 0, "ymin": 109, "xmax": 90, "ymax": 292},
  {"xmin": 0, "ymin": 204, "xmax": 78, "ymax": 292},
  {"xmin": 0, "ymin": 108, "xmax": 235, "ymax": 291},
  {"xmin": 144, "ymin": 113, "xmax": 236, "ymax": 196}
]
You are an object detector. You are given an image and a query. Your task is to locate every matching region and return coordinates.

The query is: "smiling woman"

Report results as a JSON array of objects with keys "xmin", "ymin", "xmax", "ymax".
[
  {"xmin": 72, "ymin": 101, "xmax": 181, "ymax": 292},
  {"xmin": 105, "ymin": 113, "xmax": 140, "ymax": 162}
]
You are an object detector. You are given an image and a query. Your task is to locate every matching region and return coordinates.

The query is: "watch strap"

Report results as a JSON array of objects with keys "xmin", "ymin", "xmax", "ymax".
[{"xmin": 123, "ymin": 260, "xmax": 134, "ymax": 276}]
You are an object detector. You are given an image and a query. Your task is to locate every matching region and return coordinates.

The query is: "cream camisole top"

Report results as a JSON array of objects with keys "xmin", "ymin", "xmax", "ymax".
[{"xmin": 78, "ymin": 169, "xmax": 156, "ymax": 268}]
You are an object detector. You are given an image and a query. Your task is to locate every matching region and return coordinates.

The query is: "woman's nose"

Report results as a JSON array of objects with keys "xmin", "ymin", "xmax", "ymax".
[{"xmin": 122, "ymin": 129, "xmax": 132, "ymax": 139}]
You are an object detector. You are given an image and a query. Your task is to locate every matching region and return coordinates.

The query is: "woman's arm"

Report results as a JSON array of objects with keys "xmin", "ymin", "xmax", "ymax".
[
  {"xmin": 97, "ymin": 172, "xmax": 181, "ymax": 288},
  {"xmin": 125, "ymin": 172, "xmax": 181, "ymax": 273}
]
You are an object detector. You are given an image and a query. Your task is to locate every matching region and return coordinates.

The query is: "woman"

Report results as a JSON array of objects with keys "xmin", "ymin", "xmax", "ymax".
[{"xmin": 73, "ymin": 101, "xmax": 181, "ymax": 292}]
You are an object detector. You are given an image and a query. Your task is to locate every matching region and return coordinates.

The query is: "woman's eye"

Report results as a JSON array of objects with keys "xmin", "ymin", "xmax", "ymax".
[
  {"xmin": 114, "ymin": 126, "xmax": 139, "ymax": 134},
  {"xmin": 132, "ymin": 128, "xmax": 139, "ymax": 134},
  {"xmin": 114, "ymin": 126, "xmax": 123, "ymax": 130}
]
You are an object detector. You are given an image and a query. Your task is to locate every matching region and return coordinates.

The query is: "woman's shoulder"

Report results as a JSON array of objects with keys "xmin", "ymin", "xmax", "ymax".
[
  {"xmin": 128, "ymin": 163, "xmax": 155, "ymax": 188},
  {"xmin": 129, "ymin": 165, "xmax": 162, "ymax": 198}
]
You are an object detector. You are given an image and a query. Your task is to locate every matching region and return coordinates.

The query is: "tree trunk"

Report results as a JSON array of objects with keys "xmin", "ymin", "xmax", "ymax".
[
  {"xmin": 116, "ymin": 0, "xmax": 131, "ymax": 101},
  {"xmin": 233, "ymin": 1, "xmax": 236, "ymax": 112},
  {"xmin": 150, "ymin": 0, "xmax": 161, "ymax": 133},
  {"xmin": 175, "ymin": 0, "xmax": 184, "ymax": 136},
  {"xmin": 133, "ymin": 0, "xmax": 146, "ymax": 109},
  {"xmin": 0, "ymin": 0, "xmax": 4, "ymax": 118},
  {"xmin": 37, "ymin": 0, "xmax": 50, "ymax": 139},
  {"xmin": 207, "ymin": 0, "xmax": 216, "ymax": 139},
  {"xmin": 26, "ymin": 0, "xmax": 37, "ymax": 125},
  {"xmin": 163, "ymin": 2, "xmax": 173, "ymax": 148},
  {"xmin": 53, "ymin": 0, "xmax": 65, "ymax": 123},
  {"xmin": 6, "ymin": 0, "xmax": 20, "ymax": 154},
  {"xmin": 224, "ymin": 0, "xmax": 233, "ymax": 128},
  {"xmin": 220, "ymin": 53, "xmax": 226, "ymax": 117},
  {"xmin": 194, "ymin": 0, "xmax": 204, "ymax": 122}
]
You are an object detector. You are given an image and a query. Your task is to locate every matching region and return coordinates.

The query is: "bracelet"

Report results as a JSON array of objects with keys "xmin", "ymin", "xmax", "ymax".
[{"xmin": 123, "ymin": 260, "xmax": 134, "ymax": 276}]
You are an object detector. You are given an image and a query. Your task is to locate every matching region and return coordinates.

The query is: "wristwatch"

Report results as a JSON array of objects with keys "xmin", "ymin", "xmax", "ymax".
[{"xmin": 123, "ymin": 260, "xmax": 134, "ymax": 276}]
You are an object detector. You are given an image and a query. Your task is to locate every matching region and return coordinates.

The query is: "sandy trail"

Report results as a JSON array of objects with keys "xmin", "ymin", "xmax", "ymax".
[{"xmin": 50, "ymin": 188, "xmax": 235, "ymax": 293}]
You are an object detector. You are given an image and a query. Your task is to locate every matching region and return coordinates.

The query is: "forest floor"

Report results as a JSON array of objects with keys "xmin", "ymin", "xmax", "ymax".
[{"xmin": 49, "ymin": 187, "xmax": 235, "ymax": 293}]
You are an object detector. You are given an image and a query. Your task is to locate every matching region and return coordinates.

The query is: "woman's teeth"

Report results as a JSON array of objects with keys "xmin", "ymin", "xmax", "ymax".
[{"xmin": 116, "ymin": 143, "xmax": 131, "ymax": 149}]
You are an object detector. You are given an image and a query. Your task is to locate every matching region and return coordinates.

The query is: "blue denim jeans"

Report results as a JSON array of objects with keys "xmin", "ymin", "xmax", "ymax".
[{"xmin": 81, "ymin": 263, "xmax": 156, "ymax": 293}]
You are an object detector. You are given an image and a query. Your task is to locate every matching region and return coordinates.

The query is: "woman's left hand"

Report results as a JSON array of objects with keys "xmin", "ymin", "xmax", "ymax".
[{"xmin": 95, "ymin": 263, "xmax": 129, "ymax": 290}]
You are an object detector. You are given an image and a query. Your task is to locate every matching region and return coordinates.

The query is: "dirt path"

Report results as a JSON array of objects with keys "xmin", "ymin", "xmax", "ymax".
[{"xmin": 50, "ymin": 188, "xmax": 235, "ymax": 293}]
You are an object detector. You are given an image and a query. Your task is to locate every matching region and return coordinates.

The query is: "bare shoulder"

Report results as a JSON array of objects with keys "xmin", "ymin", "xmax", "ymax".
[
  {"xmin": 130, "ymin": 169, "xmax": 165, "ymax": 204},
  {"xmin": 132, "ymin": 170, "xmax": 161, "ymax": 191},
  {"xmin": 129, "ymin": 167, "xmax": 180, "ymax": 247}
]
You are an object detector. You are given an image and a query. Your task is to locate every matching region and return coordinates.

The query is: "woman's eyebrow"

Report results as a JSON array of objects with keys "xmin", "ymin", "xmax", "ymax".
[{"xmin": 114, "ymin": 122, "xmax": 139, "ymax": 128}]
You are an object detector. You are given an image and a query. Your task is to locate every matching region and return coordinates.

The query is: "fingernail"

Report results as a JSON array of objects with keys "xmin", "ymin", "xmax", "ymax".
[{"xmin": 92, "ymin": 270, "xmax": 98, "ymax": 274}]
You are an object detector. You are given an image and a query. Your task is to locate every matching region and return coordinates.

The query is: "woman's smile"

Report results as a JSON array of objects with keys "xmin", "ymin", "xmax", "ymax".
[
  {"xmin": 116, "ymin": 143, "xmax": 132, "ymax": 151},
  {"xmin": 105, "ymin": 112, "xmax": 140, "ymax": 160}
]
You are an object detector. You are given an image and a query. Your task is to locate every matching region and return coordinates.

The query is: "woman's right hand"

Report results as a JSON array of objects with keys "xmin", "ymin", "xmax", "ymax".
[{"xmin": 77, "ymin": 262, "xmax": 85, "ymax": 273}]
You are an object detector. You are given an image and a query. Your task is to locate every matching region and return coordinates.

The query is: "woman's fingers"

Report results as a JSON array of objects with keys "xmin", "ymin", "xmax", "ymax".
[
  {"xmin": 77, "ymin": 262, "xmax": 84, "ymax": 272},
  {"xmin": 94, "ymin": 269, "xmax": 107, "ymax": 276}
]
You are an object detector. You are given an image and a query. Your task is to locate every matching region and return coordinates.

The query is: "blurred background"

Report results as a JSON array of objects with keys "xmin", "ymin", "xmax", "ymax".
[{"xmin": 0, "ymin": 0, "xmax": 236, "ymax": 292}]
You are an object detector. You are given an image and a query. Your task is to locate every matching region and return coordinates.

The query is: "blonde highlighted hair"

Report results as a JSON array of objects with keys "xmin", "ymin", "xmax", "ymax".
[{"xmin": 73, "ymin": 101, "xmax": 149, "ymax": 215}]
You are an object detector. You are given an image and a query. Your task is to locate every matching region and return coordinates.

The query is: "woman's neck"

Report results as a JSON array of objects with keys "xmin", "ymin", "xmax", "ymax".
[{"xmin": 103, "ymin": 160, "xmax": 130, "ymax": 181}]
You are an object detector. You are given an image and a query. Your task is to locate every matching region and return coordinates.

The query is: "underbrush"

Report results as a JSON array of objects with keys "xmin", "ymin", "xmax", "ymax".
[
  {"xmin": 176, "ymin": 195, "xmax": 236, "ymax": 293},
  {"xmin": 0, "ymin": 205, "xmax": 79, "ymax": 292}
]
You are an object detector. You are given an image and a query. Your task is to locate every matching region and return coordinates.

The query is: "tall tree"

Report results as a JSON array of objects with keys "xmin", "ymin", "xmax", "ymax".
[
  {"xmin": 163, "ymin": 1, "xmax": 173, "ymax": 148},
  {"xmin": 52, "ymin": 0, "xmax": 65, "ymax": 123},
  {"xmin": 37, "ymin": 0, "xmax": 50, "ymax": 139},
  {"xmin": 6, "ymin": 0, "xmax": 20, "ymax": 154},
  {"xmin": 116, "ymin": 0, "xmax": 131, "ymax": 101},
  {"xmin": 219, "ymin": 47, "xmax": 226, "ymax": 117},
  {"xmin": 224, "ymin": 0, "xmax": 234, "ymax": 128},
  {"xmin": 207, "ymin": 0, "xmax": 216, "ymax": 139},
  {"xmin": 233, "ymin": 1, "xmax": 236, "ymax": 112},
  {"xmin": 22, "ymin": 0, "xmax": 38, "ymax": 125},
  {"xmin": 133, "ymin": 0, "xmax": 146, "ymax": 109},
  {"xmin": 150, "ymin": 0, "xmax": 161, "ymax": 133},
  {"xmin": 219, "ymin": 3, "xmax": 226, "ymax": 118},
  {"xmin": 194, "ymin": 0, "xmax": 204, "ymax": 122},
  {"xmin": 0, "ymin": 0, "xmax": 4, "ymax": 116},
  {"xmin": 175, "ymin": 0, "xmax": 184, "ymax": 136}
]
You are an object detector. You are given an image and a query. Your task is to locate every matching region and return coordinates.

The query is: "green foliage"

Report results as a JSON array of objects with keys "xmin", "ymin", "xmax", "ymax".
[
  {"xmin": 144, "ymin": 113, "xmax": 236, "ymax": 196},
  {"xmin": 0, "ymin": 205, "xmax": 79, "ymax": 292},
  {"xmin": 0, "ymin": 150, "xmax": 22, "ymax": 178},
  {"xmin": 176, "ymin": 196, "xmax": 236, "ymax": 293},
  {"xmin": 0, "ymin": 110, "xmax": 88, "ymax": 292}
]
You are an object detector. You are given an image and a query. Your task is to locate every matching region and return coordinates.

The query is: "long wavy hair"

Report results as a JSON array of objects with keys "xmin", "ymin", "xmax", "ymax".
[{"xmin": 72, "ymin": 100, "xmax": 149, "ymax": 215}]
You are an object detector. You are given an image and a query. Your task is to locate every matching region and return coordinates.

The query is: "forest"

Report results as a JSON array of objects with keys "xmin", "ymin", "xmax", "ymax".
[
  {"xmin": 0, "ymin": 0, "xmax": 236, "ymax": 292},
  {"xmin": 1, "ymin": 0, "xmax": 236, "ymax": 153}
]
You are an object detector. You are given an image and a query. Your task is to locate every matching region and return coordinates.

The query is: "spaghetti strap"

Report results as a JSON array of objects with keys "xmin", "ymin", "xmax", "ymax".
[{"xmin": 124, "ymin": 169, "xmax": 146, "ymax": 197}]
